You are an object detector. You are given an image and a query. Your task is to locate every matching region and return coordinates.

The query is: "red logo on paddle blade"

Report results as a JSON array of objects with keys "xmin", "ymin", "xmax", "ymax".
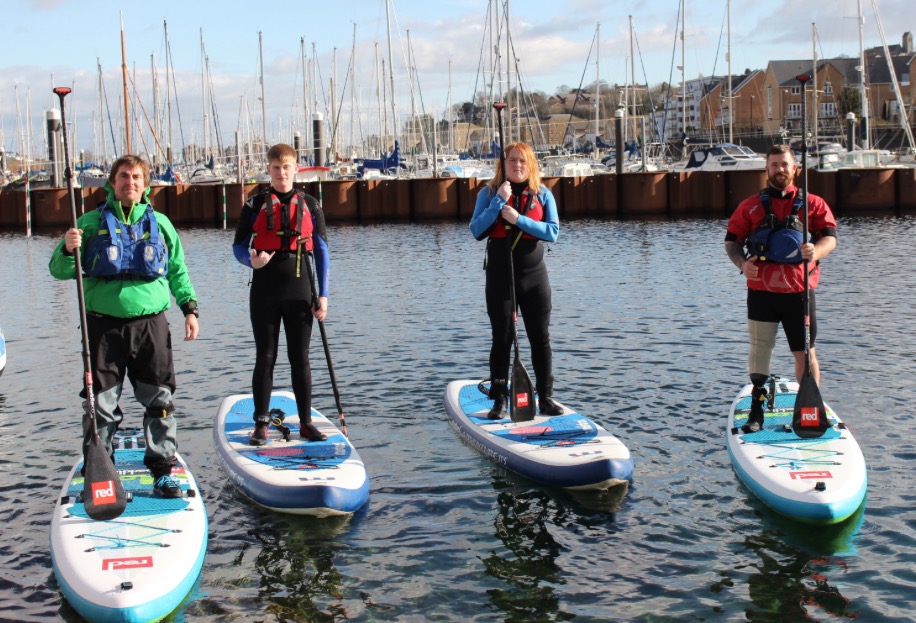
[
  {"xmin": 91, "ymin": 480, "xmax": 117, "ymax": 506},
  {"xmin": 102, "ymin": 556, "xmax": 153, "ymax": 571},
  {"xmin": 799, "ymin": 408, "xmax": 820, "ymax": 426},
  {"xmin": 516, "ymin": 393, "xmax": 529, "ymax": 407}
]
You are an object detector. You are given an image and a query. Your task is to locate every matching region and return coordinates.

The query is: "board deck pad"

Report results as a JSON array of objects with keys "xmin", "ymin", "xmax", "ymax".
[
  {"xmin": 733, "ymin": 392, "xmax": 842, "ymax": 443},
  {"xmin": 444, "ymin": 380, "xmax": 634, "ymax": 490},
  {"xmin": 67, "ymin": 449, "xmax": 192, "ymax": 518},
  {"xmin": 50, "ymin": 431, "xmax": 208, "ymax": 623},
  {"xmin": 726, "ymin": 379, "xmax": 866, "ymax": 525},
  {"xmin": 214, "ymin": 391, "xmax": 370, "ymax": 516},
  {"xmin": 222, "ymin": 394, "xmax": 350, "ymax": 468}
]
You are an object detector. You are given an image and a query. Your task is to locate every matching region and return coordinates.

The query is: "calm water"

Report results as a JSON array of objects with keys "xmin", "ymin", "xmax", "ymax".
[{"xmin": 1, "ymin": 215, "xmax": 915, "ymax": 622}]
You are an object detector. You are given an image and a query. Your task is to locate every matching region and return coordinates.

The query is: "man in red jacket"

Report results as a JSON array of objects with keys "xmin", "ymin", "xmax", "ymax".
[{"xmin": 724, "ymin": 144, "xmax": 837, "ymax": 432}]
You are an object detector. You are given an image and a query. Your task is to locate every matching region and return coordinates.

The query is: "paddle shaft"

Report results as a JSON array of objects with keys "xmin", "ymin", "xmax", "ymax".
[
  {"xmin": 492, "ymin": 103, "xmax": 520, "ymax": 325},
  {"xmin": 305, "ymin": 182, "xmax": 347, "ymax": 436},
  {"xmin": 797, "ymin": 74, "xmax": 813, "ymax": 373},
  {"xmin": 54, "ymin": 87, "xmax": 100, "ymax": 435}
]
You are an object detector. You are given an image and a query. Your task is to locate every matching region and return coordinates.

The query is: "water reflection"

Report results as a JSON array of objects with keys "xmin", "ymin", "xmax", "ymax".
[
  {"xmin": 2, "ymin": 218, "xmax": 915, "ymax": 621},
  {"xmin": 482, "ymin": 474, "xmax": 630, "ymax": 622},
  {"xmin": 483, "ymin": 487, "xmax": 573, "ymax": 622},
  {"xmin": 735, "ymin": 502, "xmax": 865, "ymax": 622}
]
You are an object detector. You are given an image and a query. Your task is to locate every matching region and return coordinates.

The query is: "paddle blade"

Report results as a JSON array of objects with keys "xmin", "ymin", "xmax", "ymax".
[
  {"xmin": 82, "ymin": 434, "xmax": 127, "ymax": 521},
  {"xmin": 792, "ymin": 371, "xmax": 830, "ymax": 438},
  {"xmin": 509, "ymin": 357, "xmax": 536, "ymax": 423}
]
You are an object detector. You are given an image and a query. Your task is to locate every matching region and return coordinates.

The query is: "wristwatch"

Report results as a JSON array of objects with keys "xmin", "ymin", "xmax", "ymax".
[{"xmin": 181, "ymin": 302, "xmax": 200, "ymax": 318}]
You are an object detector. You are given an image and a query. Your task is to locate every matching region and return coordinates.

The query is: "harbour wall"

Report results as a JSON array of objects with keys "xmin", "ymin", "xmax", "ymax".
[{"xmin": 1, "ymin": 168, "xmax": 914, "ymax": 232}]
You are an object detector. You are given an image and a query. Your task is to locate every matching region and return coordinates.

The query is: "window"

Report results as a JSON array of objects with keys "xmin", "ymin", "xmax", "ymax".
[
  {"xmin": 820, "ymin": 102, "xmax": 836, "ymax": 118},
  {"xmin": 787, "ymin": 103, "xmax": 802, "ymax": 119},
  {"xmin": 824, "ymin": 81, "xmax": 833, "ymax": 96},
  {"xmin": 767, "ymin": 86, "xmax": 773, "ymax": 119},
  {"xmin": 791, "ymin": 86, "xmax": 801, "ymax": 95}
]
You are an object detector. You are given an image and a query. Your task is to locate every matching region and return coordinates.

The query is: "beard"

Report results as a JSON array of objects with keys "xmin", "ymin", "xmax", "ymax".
[{"xmin": 767, "ymin": 170, "xmax": 794, "ymax": 190}]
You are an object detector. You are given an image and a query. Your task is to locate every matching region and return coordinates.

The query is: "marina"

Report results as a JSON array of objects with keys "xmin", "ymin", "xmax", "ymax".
[
  {"xmin": 2, "ymin": 165, "xmax": 916, "ymax": 234},
  {"xmin": 0, "ymin": 215, "xmax": 914, "ymax": 621}
]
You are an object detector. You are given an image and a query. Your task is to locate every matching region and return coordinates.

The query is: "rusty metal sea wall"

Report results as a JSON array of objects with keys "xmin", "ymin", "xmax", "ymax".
[{"xmin": 1, "ymin": 168, "xmax": 913, "ymax": 232}]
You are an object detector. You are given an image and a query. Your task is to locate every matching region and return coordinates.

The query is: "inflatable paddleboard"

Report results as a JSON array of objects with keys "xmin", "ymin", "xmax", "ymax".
[
  {"xmin": 214, "ymin": 391, "xmax": 369, "ymax": 516},
  {"xmin": 50, "ymin": 431, "xmax": 207, "ymax": 623},
  {"xmin": 443, "ymin": 380, "xmax": 634, "ymax": 490},
  {"xmin": 727, "ymin": 377, "xmax": 867, "ymax": 525},
  {"xmin": 0, "ymin": 325, "xmax": 6, "ymax": 376}
]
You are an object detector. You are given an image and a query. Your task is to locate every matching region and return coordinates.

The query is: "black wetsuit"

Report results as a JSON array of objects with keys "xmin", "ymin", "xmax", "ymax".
[
  {"xmin": 484, "ymin": 182, "xmax": 554, "ymax": 396},
  {"xmin": 232, "ymin": 188, "xmax": 329, "ymax": 421}
]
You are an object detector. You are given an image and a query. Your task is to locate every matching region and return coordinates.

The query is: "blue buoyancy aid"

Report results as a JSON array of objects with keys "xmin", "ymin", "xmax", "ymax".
[
  {"xmin": 84, "ymin": 203, "xmax": 169, "ymax": 279},
  {"xmin": 744, "ymin": 189, "xmax": 808, "ymax": 263}
]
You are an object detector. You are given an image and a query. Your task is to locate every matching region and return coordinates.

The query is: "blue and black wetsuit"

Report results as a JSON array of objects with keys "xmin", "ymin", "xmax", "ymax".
[{"xmin": 233, "ymin": 188, "xmax": 329, "ymax": 423}]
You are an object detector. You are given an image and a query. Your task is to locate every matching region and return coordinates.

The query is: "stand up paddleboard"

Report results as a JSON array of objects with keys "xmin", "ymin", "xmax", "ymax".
[
  {"xmin": 214, "ymin": 391, "xmax": 369, "ymax": 516},
  {"xmin": 0, "ymin": 325, "xmax": 6, "ymax": 376},
  {"xmin": 50, "ymin": 431, "xmax": 207, "ymax": 623},
  {"xmin": 727, "ymin": 377, "xmax": 867, "ymax": 525},
  {"xmin": 444, "ymin": 380, "xmax": 634, "ymax": 490}
]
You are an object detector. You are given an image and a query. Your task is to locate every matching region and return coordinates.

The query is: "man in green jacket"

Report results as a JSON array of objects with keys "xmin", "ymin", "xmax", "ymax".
[{"xmin": 49, "ymin": 154, "xmax": 200, "ymax": 498}]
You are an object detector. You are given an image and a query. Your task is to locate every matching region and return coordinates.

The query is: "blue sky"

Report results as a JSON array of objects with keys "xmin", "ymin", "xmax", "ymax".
[{"xmin": 0, "ymin": 0, "xmax": 911, "ymax": 156}]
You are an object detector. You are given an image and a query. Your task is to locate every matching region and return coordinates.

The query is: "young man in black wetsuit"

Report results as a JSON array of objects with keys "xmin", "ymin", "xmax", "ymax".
[{"xmin": 232, "ymin": 144, "xmax": 330, "ymax": 445}]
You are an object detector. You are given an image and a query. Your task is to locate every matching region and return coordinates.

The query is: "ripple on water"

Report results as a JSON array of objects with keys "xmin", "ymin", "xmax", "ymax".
[{"xmin": 2, "ymin": 218, "xmax": 916, "ymax": 621}]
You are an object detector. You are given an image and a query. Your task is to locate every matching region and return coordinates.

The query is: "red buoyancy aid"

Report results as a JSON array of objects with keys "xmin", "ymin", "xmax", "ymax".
[
  {"xmin": 489, "ymin": 189, "xmax": 545, "ymax": 239},
  {"xmin": 251, "ymin": 191, "xmax": 314, "ymax": 252}
]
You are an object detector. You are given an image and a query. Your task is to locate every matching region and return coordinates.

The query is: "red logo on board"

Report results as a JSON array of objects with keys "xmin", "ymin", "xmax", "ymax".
[
  {"xmin": 789, "ymin": 471, "xmax": 833, "ymax": 480},
  {"xmin": 102, "ymin": 556, "xmax": 153, "ymax": 571},
  {"xmin": 516, "ymin": 393, "xmax": 529, "ymax": 407},
  {"xmin": 91, "ymin": 480, "xmax": 117, "ymax": 506},
  {"xmin": 799, "ymin": 408, "xmax": 820, "ymax": 426}
]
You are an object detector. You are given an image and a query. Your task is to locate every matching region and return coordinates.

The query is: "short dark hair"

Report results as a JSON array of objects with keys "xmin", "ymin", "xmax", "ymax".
[{"xmin": 767, "ymin": 144, "xmax": 795, "ymax": 161}]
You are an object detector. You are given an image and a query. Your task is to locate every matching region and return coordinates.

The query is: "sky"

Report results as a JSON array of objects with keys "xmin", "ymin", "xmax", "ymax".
[{"xmin": 0, "ymin": 0, "xmax": 911, "ymax": 158}]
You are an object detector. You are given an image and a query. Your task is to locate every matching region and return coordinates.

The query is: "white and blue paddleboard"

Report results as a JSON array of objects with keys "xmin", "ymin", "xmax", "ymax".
[
  {"xmin": 444, "ymin": 380, "xmax": 634, "ymax": 490},
  {"xmin": 0, "ymin": 325, "xmax": 6, "ymax": 376},
  {"xmin": 727, "ymin": 377, "xmax": 867, "ymax": 525},
  {"xmin": 214, "ymin": 391, "xmax": 369, "ymax": 516},
  {"xmin": 50, "ymin": 431, "xmax": 207, "ymax": 623}
]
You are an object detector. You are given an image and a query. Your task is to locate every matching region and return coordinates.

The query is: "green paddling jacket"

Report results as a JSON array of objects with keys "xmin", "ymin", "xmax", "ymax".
[{"xmin": 49, "ymin": 183, "xmax": 198, "ymax": 319}]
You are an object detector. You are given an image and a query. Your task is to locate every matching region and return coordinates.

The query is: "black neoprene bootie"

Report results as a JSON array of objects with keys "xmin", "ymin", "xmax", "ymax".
[
  {"xmin": 488, "ymin": 394, "xmax": 507, "ymax": 420},
  {"xmin": 538, "ymin": 396, "xmax": 563, "ymax": 416},
  {"xmin": 742, "ymin": 385, "xmax": 768, "ymax": 433},
  {"xmin": 300, "ymin": 422, "xmax": 328, "ymax": 442},
  {"xmin": 249, "ymin": 415, "xmax": 271, "ymax": 446},
  {"xmin": 487, "ymin": 379, "xmax": 508, "ymax": 420}
]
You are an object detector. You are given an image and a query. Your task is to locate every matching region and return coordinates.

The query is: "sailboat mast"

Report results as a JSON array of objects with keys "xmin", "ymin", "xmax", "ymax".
[
  {"xmin": 595, "ymin": 22, "xmax": 600, "ymax": 158},
  {"xmin": 727, "ymin": 0, "xmax": 733, "ymax": 143},
  {"xmin": 505, "ymin": 0, "xmax": 512, "ymax": 145},
  {"xmin": 200, "ymin": 29, "xmax": 209, "ymax": 161},
  {"xmin": 375, "ymin": 43, "xmax": 383, "ymax": 155},
  {"xmin": 97, "ymin": 58, "xmax": 108, "ymax": 166},
  {"xmin": 301, "ymin": 39, "xmax": 310, "ymax": 157},
  {"xmin": 857, "ymin": 0, "xmax": 869, "ymax": 148},
  {"xmin": 120, "ymin": 11, "xmax": 131, "ymax": 153},
  {"xmin": 350, "ymin": 23, "xmax": 357, "ymax": 160},
  {"xmin": 331, "ymin": 47, "xmax": 337, "ymax": 163},
  {"xmin": 681, "ymin": 0, "xmax": 687, "ymax": 141},
  {"xmin": 164, "ymin": 21, "xmax": 173, "ymax": 164},
  {"xmin": 152, "ymin": 53, "xmax": 161, "ymax": 167},
  {"xmin": 259, "ymin": 31, "xmax": 268, "ymax": 159},
  {"xmin": 385, "ymin": 0, "xmax": 399, "ymax": 147},
  {"xmin": 812, "ymin": 22, "xmax": 819, "ymax": 148}
]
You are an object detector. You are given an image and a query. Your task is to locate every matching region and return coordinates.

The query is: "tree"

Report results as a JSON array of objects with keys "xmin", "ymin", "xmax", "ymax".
[{"xmin": 837, "ymin": 87, "xmax": 861, "ymax": 118}]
